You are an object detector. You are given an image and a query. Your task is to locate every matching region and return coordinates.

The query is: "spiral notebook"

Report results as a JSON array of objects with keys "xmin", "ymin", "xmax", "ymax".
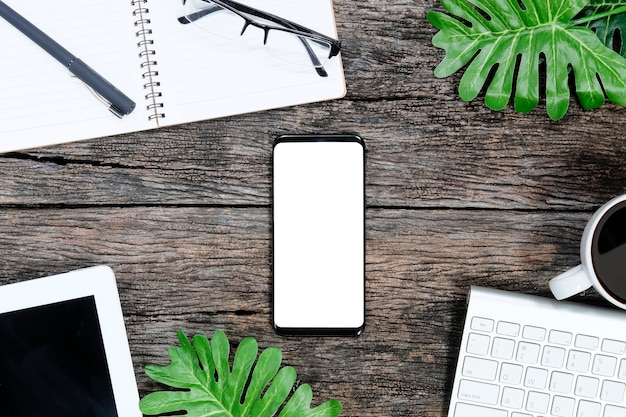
[{"xmin": 0, "ymin": 0, "xmax": 345, "ymax": 153}]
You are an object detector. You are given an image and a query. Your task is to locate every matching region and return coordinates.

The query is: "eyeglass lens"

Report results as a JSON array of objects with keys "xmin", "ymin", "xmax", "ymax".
[{"xmin": 182, "ymin": 0, "xmax": 333, "ymax": 70}]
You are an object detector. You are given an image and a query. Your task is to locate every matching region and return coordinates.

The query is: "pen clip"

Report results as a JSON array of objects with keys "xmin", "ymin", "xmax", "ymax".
[{"xmin": 72, "ymin": 76, "xmax": 125, "ymax": 118}]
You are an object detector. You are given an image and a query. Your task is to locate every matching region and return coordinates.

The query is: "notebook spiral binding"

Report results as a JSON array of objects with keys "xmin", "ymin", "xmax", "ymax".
[{"xmin": 132, "ymin": 0, "xmax": 165, "ymax": 121}]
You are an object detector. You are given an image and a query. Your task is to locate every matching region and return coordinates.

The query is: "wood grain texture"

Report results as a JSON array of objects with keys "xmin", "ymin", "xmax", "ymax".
[
  {"xmin": 1, "ymin": 0, "xmax": 626, "ymax": 416},
  {"xmin": 0, "ymin": 207, "xmax": 609, "ymax": 416}
]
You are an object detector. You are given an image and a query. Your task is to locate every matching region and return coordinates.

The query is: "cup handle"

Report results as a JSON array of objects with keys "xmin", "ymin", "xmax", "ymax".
[{"xmin": 549, "ymin": 265, "xmax": 592, "ymax": 300}]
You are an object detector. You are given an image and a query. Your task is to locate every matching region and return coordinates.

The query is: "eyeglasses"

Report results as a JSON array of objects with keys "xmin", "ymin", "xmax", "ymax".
[{"xmin": 179, "ymin": 0, "xmax": 341, "ymax": 77}]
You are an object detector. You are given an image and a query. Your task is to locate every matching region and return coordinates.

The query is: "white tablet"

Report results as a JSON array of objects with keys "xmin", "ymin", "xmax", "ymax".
[{"xmin": 0, "ymin": 265, "xmax": 140, "ymax": 417}]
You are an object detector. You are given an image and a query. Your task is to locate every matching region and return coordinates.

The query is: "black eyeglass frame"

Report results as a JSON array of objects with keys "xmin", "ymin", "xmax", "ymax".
[{"xmin": 180, "ymin": 0, "xmax": 342, "ymax": 76}]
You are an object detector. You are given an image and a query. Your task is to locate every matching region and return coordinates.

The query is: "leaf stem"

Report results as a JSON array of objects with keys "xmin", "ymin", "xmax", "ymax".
[{"xmin": 571, "ymin": 5, "xmax": 626, "ymax": 26}]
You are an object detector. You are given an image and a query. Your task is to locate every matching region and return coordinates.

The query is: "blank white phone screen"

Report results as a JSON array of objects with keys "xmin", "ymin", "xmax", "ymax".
[{"xmin": 273, "ymin": 138, "xmax": 364, "ymax": 333}]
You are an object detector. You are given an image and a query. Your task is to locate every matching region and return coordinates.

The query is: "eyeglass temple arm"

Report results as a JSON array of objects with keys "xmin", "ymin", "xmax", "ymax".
[{"xmin": 293, "ymin": 35, "xmax": 328, "ymax": 77}]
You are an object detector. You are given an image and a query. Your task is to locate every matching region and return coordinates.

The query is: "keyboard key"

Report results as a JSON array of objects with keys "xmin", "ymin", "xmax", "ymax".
[
  {"xmin": 524, "ymin": 367, "xmax": 548, "ymax": 389},
  {"xmin": 575, "ymin": 334, "xmax": 599, "ymax": 350},
  {"xmin": 592, "ymin": 354, "xmax": 617, "ymax": 377},
  {"xmin": 601, "ymin": 339, "xmax": 626, "ymax": 355},
  {"xmin": 605, "ymin": 404, "xmax": 626, "ymax": 417},
  {"xmin": 551, "ymin": 395, "xmax": 575, "ymax": 417},
  {"xmin": 500, "ymin": 362, "xmax": 523, "ymax": 385},
  {"xmin": 497, "ymin": 321, "xmax": 520, "ymax": 337},
  {"xmin": 600, "ymin": 380, "xmax": 625, "ymax": 403},
  {"xmin": 458, "ymin": 379, "xmax": 499, "ymax": 405},
  {"xmin": 453, "ymin": 402, "xmax": 507, "ymax": 417},
  {"xmin": 517, "ymin": 341, "xmax": 540, "ymax": 363},
  {"xmin": 491, "ymin": 337, "xmax": 515, "ymax": 359},
  {"xmin": 467, "ymin": 333, "xmax": 490, "ymax": 355},
  {"xmin": 576, "ymin": 400, "xmax": 601, "ymax": 417},
  {"xmin": 522, "ymin": 325, "xmax": 546, "ymax": 341},
  {"xmin": 511, "ymin": 413, "xmax": 532, "ymax": 417},
  {"xmin": 462, "ymin": 356, "xmax": 498, "ymax": 380},
  {"xmin": 542, "ymin": 345, "xmax": 566, "ymax": 368},
  {"xmin": 549, "ymin": 371, "xmax": 574, "ymax": 394},
  {"xmin": 526, "ymin": 391, "xmax": 549, "ymax": 413},
  {"xmin": 618, "ymin": 359, "xmax": 626, "ymax": 380},
  {"xmin": 471, "ymin": 317, "xmax": 494, "ymax": 332},
  {"xmin": 549, "ymin": 330, "xmax": 573, "ymax": 346},
  {"xmin": 567, "ymin": 350, "xmax": 591, "ymax": 373},
  {"xmin": 575, "ymin": 375, "xmax": 599, "ymax": 398},
  {"xmin": 501, "ymin": 386, "xmax": 524, "ymax": 409}
]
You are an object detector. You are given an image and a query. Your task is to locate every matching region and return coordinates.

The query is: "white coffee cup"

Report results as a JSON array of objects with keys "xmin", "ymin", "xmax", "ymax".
[{"xmin": 549, "ymin": 194, "xmax": 626, "ymax": 309}]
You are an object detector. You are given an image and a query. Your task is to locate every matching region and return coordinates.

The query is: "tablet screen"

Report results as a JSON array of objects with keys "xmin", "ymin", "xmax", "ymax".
[{"xmin": 0, "ymin": 296, "xmax": 118, "ymax": 416}]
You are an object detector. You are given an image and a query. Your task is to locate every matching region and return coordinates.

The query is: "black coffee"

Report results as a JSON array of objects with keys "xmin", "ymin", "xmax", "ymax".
[{"xmin": 592, "ymin": 202, "xmax": 626, "ymax": 303}]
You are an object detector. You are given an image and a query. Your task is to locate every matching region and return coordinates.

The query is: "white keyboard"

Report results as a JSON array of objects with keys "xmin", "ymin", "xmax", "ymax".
[{"xmin": 448, "ymin": 287, "xmax": 626, "ymax": 417}]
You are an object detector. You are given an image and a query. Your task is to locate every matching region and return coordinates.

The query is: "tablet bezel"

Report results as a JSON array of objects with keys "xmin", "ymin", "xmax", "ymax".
[{"xmin": 0, "ymin": 265, "xmax": 140, "ymax": 417}]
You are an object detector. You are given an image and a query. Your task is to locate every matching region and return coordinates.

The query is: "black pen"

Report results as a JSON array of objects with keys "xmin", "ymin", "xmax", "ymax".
[{"xmin": 0, "ymin": 1, "xmax": 135, "ymax": 118}]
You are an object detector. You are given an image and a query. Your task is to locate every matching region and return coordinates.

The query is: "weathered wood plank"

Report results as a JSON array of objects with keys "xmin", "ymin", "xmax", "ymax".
[
  {"xmin": 0, "ymin": 207, "xmax": 606, "ymax": 416},
  {"xmin": 2, "ymin": 99, "xmax": 626, "ymax": 209}
]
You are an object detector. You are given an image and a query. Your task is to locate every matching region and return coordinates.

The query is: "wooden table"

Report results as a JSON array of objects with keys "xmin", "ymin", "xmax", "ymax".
[{"xmin": 2, "ymin": 1, "xmax": 626, "ymax": 416}]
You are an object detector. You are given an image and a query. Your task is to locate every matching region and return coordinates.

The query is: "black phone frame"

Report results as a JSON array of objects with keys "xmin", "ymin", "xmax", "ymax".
[{"xmin": 272, "ymin": 134, "xmax": 366, "ymax": 337}]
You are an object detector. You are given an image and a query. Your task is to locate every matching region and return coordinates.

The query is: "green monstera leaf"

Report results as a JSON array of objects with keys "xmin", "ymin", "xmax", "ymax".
[
  {"xmin": 427, "ymin": 0, "xmax": 626, "ymax": 120},
  {"xmin": 576, "ymin": 0, "xmax": 626, "ymax": 57},
  {"xmin": 140, "ymin": 330, "xmax": 342, "ymax": 417}
]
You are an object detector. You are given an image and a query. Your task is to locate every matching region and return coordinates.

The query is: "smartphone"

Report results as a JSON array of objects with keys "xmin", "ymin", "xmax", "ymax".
[{"xmin": 272, "ymin": 135, "xmax": 365, "ymax": 336}]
